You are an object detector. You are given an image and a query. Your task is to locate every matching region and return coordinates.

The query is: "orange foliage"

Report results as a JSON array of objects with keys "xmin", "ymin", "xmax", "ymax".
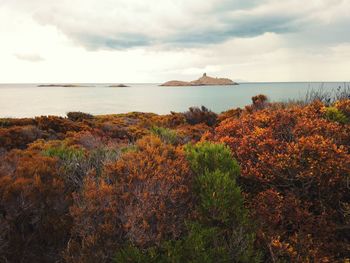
[
  {"xmin": 217, "ymin": 107, "xmax": 243, "ymax": 122},
  {"xmin": 0, "ymin": 150, "xmax": 72, "ymax": 263},
  {"xmin": 0, "ymin": 125, "xmax": 42, "ymax": 150},
  {"xmin": 177, "ymin": 123, "xmax": 211, "ymax": 143},
  {"xmin": 108, "ymin": 135, "xmax": 194, "ymax": 247},
  {"xmin": 0, "ymin": 97, "xmax": 349, "ymax": 262},
  {"xmin": 211, "ymin": 100, "xmax": 350, "ymax": 261},
  {"xmin": 35, "ymin": 115, "xmax": 88, "ymax": 135},
  {"xmin": 64, "ymin": 174, "xmax": 121, "ymax": 263}
]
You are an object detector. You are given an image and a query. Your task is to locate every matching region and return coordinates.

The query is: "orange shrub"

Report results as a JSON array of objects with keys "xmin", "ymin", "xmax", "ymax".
[
  {"xmin": 151, "ymin": 111, "xmax": 186, "ymax": 128},
  {"xmin": 107, "ymin": 135, "xmax": 194, "ymax": 247},
  {"xmin": 176, "ymin": 123, "xmax": 211, "ymax": 143},
  {"xmin": 35, "ymin": 115, "xmax": 87, "ymax": 135},
  {"xmin": 211, "ymin": 99, "xmax": 350, "ymax": 261},
  {"xmin": 64, "ymin": 174, "xmax": 121, "ymax": 263},
  {"xmin": 0, "ymin": 125, "xmax": 42, "ymax": 150},
  {"xmin": 217, "ymin": 107, "xmax": 243, "ymax": 122},
  {"xmin": 0, "ymin": 150, "xmax": 72, "ymax": 263}
]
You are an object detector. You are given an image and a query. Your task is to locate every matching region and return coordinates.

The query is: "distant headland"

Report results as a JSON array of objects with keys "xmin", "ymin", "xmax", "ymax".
[{"xmin": 160, "ymin": 73, "xmax": 238, "ymax": 86}]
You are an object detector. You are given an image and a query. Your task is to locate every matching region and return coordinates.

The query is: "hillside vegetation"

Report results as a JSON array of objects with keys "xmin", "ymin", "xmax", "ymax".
[{"xmin": 0, "ymin": 95, "xmax": 349, "ymax": 262}]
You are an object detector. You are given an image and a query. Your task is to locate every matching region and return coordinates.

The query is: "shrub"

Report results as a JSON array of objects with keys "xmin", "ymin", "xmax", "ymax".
[
  {"xmin": 114, "ymin": 222, "xmax": 231, "ymax": 263},
  {"xmin": 64, "ymin": 175, "xmax": 121, "ymax": 263},
  {"xmin": 42, "ymin": 144, "xmax": 87, "ymax": 189},
  {"xmin": 185, "ymin": 142, "xmax": 239, "ymax": 177},
  {"xmin": 183, "ymin": 106, "xmax": 217, "ymax": 126},
  {"xmin": 334, "ymin": 99, "xmax": 350, "ymax": 118},
  {"xmin": 211, "ymin": 99, "xmax": 350, "ymax": 261},
  {"xmin": 176, "ymin": 123, "xmax": 210, "ymax": 143},
  {"xmin": 245, "ymin": 95, "xmax": 269, "ymax": 113},
  {"xmin": 152, "ymin": 111, "xmax": 186, "ymax": 128},
  {"xmin": 0, "ymin": 118, "xmax": 36, "ymax": 128},
  {"xmin": 114, "ymin": 244, "xmax": 158, "ymax": 263},
  {"xmin": 67, "ymin": 111, "xmax": 94, "ymax": 122},
  {"xmin": 252, "ymin": 94, "xmax": 268, "ymax": 107},
  {"xmin": 35, "ymin": 115, "xmax": 85, "ymax": 135},
  {"xmin": 43, "ymin": 143, "xmax": 85, "ymax": 160},
  {"xmin": 43, "ymin": 143, "xmax": 120, "ymax": 189},
  {"xmin": 195, "ymin": 169, "xmax": 245, "ymax": 224},
  {"xmin": 218, "ymin": 108, "xmax": 243, "ymax": 122},
  {"xmin": 324, "ymin": 106, "xmax": 349, "ymax": 124},
  {"xmin": 304, "ymin": 85, "xmax": 350, "ymax": 105},
  {"xmin": 0, "ymin": 125, "xmax": 42, "ymax": 150},
  {"xmin": 108, "ymin": 135, "xmax": 194, "ymax": 247},
  {"xmin": 185, "ymin": 142, "xmax": 260, "ymax": 262},
  {"xmin": 150, "ymin": 126, "xmax": 179, "ymax": 144},
  {"xmin": 0, "ymin": 150, "xmax": 72, "ymax": 263}
]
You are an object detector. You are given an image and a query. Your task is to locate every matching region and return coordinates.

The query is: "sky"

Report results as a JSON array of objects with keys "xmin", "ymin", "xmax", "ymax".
[{"xmin": 0, "ymin": 0, "xmax": 350, "ymax": 83}]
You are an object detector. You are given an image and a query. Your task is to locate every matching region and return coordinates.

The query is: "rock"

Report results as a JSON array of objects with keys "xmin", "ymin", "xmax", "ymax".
[{"xmin": 160, "ymin": 73, "xmax": 238, "ymax": 86}]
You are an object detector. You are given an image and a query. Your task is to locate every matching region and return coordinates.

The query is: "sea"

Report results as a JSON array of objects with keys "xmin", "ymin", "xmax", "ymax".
[{"xmin": 0, "ymin": 82, "xmax": 348, "ymax": 118}]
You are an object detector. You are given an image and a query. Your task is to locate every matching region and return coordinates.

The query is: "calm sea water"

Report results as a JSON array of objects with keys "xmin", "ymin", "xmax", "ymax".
[{"xmin": 0, "ymin": 82, "xmax": 348, "ymax": 118}]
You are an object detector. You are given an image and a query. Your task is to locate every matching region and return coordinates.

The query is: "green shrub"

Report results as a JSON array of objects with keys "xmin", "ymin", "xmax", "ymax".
[
  {"xmin": 196, "ymin": 169, "xmax": 245, "ymax": 224},
  {"xmin": 43, "ymin": 144, "xmax": 85, "ymax": 160},
  {"xmin": 120, "ymin": 144, "xmax": 138, "ymax": 153},
  {"xmin": 184, "ymin": 142, "xmax": 240, "ymax": 177},
  {"xmin": 43, "ymin": 144, "xmax": 119, "ymax": 188},
  {"xmin": 114, "ymin": 223, "xmax": 230, "ymax": 263},
  {"xmin": 88, "ymin": 147, "xmax": 120, "ymax": 176},
  {"xmin": 324, "ymin": 106, "xmax": 349, "ymax": 124},
  {"xmin": 173, "ymin": 222, "xmax": 230, "ymax": 263},
  {"xmin": 185, "ymin": 142, "xmax": 260, "ymax": 262},
  {"xmin": 43, "ymin": 144, "xmax": 87, "ymax": 188},
  {"xmin": 150, "ymin": 126, "xmax": 179, "ymax": 144},
  {"xmin": 114, "ymin": 244, "xmax": 158, "ymax": 263}
]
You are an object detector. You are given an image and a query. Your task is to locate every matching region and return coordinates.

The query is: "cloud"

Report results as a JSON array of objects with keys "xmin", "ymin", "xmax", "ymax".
[
  {"xmin": 14, "ymin": 53, "xmax": 45, "ymax": 62},
  {"xmin": 2, "ymin": 0, "xmax": 349, "ymax": 50},
  {"xmin": 1, "ymin": 0, "xmax": 350, "ymax": 83}
]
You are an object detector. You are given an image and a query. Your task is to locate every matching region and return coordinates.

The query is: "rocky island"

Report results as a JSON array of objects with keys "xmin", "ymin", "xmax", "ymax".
[
  {"xmin": 37, "ymin": 84, "xmax": 93, "ymax": 87},
  {"xmin": 108, "ymin": 84, "xmax": 129, "ymax": 87},
  {"xmin": 160, "ymin": 73, "xmax": 238, "ymax": 86}
]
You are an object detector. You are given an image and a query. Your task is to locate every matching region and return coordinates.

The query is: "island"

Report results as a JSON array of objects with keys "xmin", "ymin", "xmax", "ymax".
[
  {"xmin": 160, "ymin": 73, "xmax": 238, "ymax": 86},
  {"xmin": 108, "ymin": 84, "xmax": 129, "ymax": 87},
  {"xmin": 37, "ymin": 84, "xmax": 93, "ymax": 87}
]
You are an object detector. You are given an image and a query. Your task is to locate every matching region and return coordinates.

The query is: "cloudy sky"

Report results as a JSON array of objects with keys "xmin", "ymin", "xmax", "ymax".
[{"xmin": 0, "ymin": 0, "xmax": 350, "ymax": 83}]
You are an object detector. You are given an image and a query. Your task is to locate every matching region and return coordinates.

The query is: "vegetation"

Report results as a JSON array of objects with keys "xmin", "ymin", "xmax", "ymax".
[
  {"xmin": 149, "ymin": 126, "xmax": 180, "ymax": 144},
  {"xmin": 67, "ymin": 111, "xmax": 94, "ymax": 122},
  {"xmin": 183, "ymin": 105, "xmax": 218, "ymax": 126},
  {"xmin": 0, "ymin": 95, "xmax": 349, "ymax": 262}
]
